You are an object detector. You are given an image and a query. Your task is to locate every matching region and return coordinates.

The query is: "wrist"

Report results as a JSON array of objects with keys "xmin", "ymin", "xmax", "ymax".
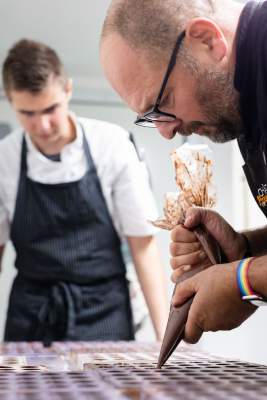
[
  {"xmin": 236, "ymin": 257, "xmax": 267, "ymax": 306},
  {"xmin": 236, "ymin": 233, "xmax": 252, "ymax": 260},
  {"xmin": 240, "ymin": 233, "xmax": 252, "ymax": 257}
]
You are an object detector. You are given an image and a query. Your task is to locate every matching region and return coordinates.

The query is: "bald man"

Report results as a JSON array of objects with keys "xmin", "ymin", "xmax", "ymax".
[{"xmin": 100, "ymin": 0, "xmax": 267, "ymax": 343}]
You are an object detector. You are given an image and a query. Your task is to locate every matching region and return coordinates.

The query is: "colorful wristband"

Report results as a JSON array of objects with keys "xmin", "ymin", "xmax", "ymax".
[{"xmin": 236, "ymin": 257, "xmax": 256, "ymax": 297}]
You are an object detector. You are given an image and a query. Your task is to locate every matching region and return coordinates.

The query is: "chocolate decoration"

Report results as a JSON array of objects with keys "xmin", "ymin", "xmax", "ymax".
[{"xmin": 157, "ymin": 225, "xmax": 227, "ymax": 369}]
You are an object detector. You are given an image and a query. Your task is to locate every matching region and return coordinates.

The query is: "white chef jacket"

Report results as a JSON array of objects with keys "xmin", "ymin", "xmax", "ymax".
[{"xmin": 0, "ymin": 115, "xmax": 158, "ymax": 245}]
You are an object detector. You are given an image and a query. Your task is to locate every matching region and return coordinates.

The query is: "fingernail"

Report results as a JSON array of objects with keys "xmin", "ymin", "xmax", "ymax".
[
  {"xmin": 183, "ymin": 265, "xmax": 191, "ymax": 272},
  {"xmin": 185, "ymin": 216, "xmax": 193, "ymax": 227},
  {"xmin": 199, "ymin": 251, "xmax": 206, "ymax": 260}
]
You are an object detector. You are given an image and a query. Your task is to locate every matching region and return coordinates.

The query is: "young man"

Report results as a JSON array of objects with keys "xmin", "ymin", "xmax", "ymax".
[
  {"xmin": 100, "ymin": 0, "xmax": 267, "ymax": 343},
  {"xmin": 1, "ymin": 39, "xmax": 168, "ymax": 343}
]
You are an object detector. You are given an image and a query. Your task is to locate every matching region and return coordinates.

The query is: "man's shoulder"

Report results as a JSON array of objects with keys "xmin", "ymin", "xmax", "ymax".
[
  {"xmin": 0, "ymin": 128, "xmax": 23, "ymax": 148},
  {"xmin": 0, "ymin": 128, "xmax": 23, "ymax": 169},
  {"xmin": 76, "ymin": 117, "xmax": 135, "ymax": 170}
]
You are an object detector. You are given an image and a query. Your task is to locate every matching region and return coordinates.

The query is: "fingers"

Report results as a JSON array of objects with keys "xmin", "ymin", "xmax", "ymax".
[
  {"xmin": 184, "ymin": 207, "xmax": 209, "ymax": 229},
  {"xmin": 170, "ymin": 241, "xmax": 201, "ymax": 257},
  {"xmin": 171, "ymin": 225, "xmax": 196, "ymax": 243},
  {"xmin": 171, "ymin": 257, "xmax": 211, "ymax": 282},
  {"xmin": 170, "ymin": 223, "xmax": 211, "ymax": 281},
  {"xmin": 171, "ymin": 265, "xmax": 191, "ymax": 282},
  {"xmin": 170, "ymin": 225, "xmax": 203, "ymax": 267},
  {"xmin": 170, "ymin": 249, "xmax": 207, "ymax": 270},
  {"xmin": 184, "ymin": 316, "xmax": 203, "ymax": 344},
  {"xmin": 172, "ymin": 277, "xmax": 203, "ymax": 344},
  {"xmin": 183, "ymin": 207, "xmax": 240, "ymax": 262},
  {"xmin": 172, "ymin": 278, "xmax": 196, "ymax": 307}
]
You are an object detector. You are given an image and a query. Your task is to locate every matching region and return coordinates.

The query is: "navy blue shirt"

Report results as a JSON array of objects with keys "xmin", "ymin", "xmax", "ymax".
[{"xmin": 234, "ymin": 1, "xmax": 267, "ymax": 158}]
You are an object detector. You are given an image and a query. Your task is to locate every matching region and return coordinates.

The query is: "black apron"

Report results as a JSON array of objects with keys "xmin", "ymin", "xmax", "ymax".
[
  {"xmin": 4, "ymin": 126, "xmax": 134, "ymax": 343},
  {"xmin": 234, "ymin": 2, "xmax": 267, "ymax": 219},
  {"xmin": 239, "ymin": 135, "xmax": 267, "ymax": 219}
]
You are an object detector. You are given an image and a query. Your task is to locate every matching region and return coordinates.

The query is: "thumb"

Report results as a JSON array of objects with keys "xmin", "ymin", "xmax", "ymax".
[
  {"xmin": 172, "ymin": 276, "xmax": 197, "ymax": 307},
  {"xmin": 184, "ymin": 207, "xmax": 209, "ymax": 229},
  {"xmin": 184, "ymin": 207, "xmax": 238, "ymax": 260}
]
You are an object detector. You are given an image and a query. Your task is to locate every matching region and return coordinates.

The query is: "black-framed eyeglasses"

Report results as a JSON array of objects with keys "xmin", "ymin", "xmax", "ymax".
[{"xmin": 134, "ymin": 30, "xmax": 185, "ymax": 128}]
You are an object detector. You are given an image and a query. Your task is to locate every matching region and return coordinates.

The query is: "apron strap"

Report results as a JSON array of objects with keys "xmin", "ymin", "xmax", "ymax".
[
  {"xmin": 20, "ymin": 136, "xmax": 28, "ymax": 174},
  {"xmin": 79, "ymin": 123, "xmax": 96, "ymax": 172}
]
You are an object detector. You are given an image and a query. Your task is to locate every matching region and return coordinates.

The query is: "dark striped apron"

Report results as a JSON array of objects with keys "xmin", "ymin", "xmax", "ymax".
[
  {"xmin": 238, "ymin": 133, "xmax": 267, "ymax": 219},
  {"xmin": 4, "ymin": 126, "xmax": 134, "ymax": 343}
]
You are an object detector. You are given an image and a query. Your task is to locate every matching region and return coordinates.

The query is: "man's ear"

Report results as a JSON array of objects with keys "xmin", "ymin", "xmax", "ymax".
[
  {"xmin": 185, "ymin": 18, "xmax": 228, "ymax": 63},
  {"xmin": 64, "ymin": 78, "xmax": 73, "ymax": 101}
]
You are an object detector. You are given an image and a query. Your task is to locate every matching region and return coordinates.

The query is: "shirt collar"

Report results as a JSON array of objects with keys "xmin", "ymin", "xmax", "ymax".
[{"xmin": 25, "ymin": 112, "xmax": 83, "ymax": 157}]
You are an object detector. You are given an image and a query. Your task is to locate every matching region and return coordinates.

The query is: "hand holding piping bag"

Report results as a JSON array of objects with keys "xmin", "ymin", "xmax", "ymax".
[
  {"xmin": 152, "ymin": 143, "xmax": 225, "ymax": 275},
  {"xmin": 152, "ymin": 143, "xmax": 227, "ymax": 368}
]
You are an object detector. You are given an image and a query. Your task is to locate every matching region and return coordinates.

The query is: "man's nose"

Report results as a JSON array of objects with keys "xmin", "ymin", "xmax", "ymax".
[
  {"xmin": 37, "ymin": 115, "xmax": 52, "ymax": 133},
  {"xmin": 155, "ymin": 119, "xmax": 182, "ymax": 140}
]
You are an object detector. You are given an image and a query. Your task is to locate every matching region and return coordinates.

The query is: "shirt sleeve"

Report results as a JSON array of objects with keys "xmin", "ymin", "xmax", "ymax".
[
  {"xmin": 0, "ymin": 189, "xmax": 10, "ymax": 246},
  {"xmin": 0, "ymin": 132, "xmax": 20, "ymax": 246},
  {"xmin": 111, "ymin": 131, "xmax": 159, "ymax": 237}
]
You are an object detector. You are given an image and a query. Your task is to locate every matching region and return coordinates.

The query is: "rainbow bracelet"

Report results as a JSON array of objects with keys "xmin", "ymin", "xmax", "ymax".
[{"xmin": 236, "ymin": 257, "xmax": 256, "ymax": 298}]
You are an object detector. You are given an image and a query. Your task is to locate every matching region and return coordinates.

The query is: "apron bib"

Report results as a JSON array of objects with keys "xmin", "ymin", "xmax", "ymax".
[{"xmin": 5, "ymin": 126, "xmax": 134, "ymax": 343}]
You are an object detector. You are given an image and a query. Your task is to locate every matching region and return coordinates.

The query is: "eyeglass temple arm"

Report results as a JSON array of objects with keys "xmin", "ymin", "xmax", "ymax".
[{"xmin": 155, "ymin": 31, "xmax": 186, "ymax": 107}]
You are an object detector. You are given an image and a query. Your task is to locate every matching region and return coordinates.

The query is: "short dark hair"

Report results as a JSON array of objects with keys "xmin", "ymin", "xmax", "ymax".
[
  {"xmin": 2, "ymin": 39, "xmax": 67, "ymax": 96},
  {"xmin": 101, "ymin": 0, "xmax": 219, "ymax": 62}
]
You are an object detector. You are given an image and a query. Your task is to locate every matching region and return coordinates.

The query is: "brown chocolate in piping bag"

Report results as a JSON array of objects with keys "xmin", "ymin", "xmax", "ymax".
[
  {"xmin": 157, "ymin": 225, "xmax": 227, "ymax": 369},
  {"xmin": 152, "ymin": 144, "xmax": 226, "ymax": 368}
]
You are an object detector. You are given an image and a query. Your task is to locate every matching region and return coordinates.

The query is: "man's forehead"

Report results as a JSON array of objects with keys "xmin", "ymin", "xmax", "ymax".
[
  {"xmin": 126, "ymin": 73, "xmax": 162, "ymax": 115},
  {"xmin": 10, "ymin": 84, "xmax": 64, "ymax": 111},
  {"xmin": 101, "ymin": 33, "xmax": 162, "ymax": 113}
]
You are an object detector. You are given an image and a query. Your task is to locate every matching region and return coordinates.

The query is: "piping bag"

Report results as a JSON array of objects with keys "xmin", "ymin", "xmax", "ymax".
[{"xmin": 151, "ymin": 144, "xmax": 227, "ymax": 369}]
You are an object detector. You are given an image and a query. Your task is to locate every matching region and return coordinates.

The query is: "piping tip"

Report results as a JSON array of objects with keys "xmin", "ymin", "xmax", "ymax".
[
  {"xmin": 156, "ymin": 299, "xmax": 193, "ymax": 369},
  {"xmin": 156, "ymin": 226, "xmax": 225, "ymax": 369},
  {"xmin": 156, "ymin": 358, "xmax": 165, "ymax": 369}
]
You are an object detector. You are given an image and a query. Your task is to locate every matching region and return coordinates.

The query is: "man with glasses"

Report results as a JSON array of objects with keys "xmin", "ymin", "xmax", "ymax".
[{"xmin": 100, "ymin": 0, "xmax": 267, "ymax": 344}]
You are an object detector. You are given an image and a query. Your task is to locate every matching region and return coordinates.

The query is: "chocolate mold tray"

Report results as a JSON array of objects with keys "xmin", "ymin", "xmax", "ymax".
[{"xmin": 0, "ymin": 342, "xmax": 266, "ymax": 400}]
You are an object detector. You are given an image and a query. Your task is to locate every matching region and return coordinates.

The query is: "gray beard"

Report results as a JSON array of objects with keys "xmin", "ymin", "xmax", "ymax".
[
  {"xmin": 195, "ymin": 74, "xmax": 243, "ymax": 143},
  {"xmin": 186, "ymin": 119, "xmax": 241, "ymax": 144},
  {"xmin": 179, "ymin": 51, "xmax": 244, "ymax": 143}
]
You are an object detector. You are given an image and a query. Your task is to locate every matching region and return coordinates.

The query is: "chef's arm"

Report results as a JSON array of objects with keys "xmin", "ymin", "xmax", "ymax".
[
  {"xmin": 243, "ymin": 226, "xmax": 267, "ymax": 256},
  {"xmin": 0, "ymin": 245, "xmax": 5, "ymax": 270},
  {"xmin": 127, "ymin": 236, "xmax": 169, "ymax": 341},
  {"xmin": 246, "ymin": 255, "xmax": 267, "ymax": 297}
]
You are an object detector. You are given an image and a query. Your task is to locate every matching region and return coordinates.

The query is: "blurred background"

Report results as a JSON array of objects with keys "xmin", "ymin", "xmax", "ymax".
[{"xmin": 0, "ymin": 0, "xmax": 266, "ymax": 364}]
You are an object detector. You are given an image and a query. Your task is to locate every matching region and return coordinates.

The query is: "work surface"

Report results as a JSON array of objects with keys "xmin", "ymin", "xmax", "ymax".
[{"xmin": 0, "ymin": 341, "xmax": 266, "ymax": 399}]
